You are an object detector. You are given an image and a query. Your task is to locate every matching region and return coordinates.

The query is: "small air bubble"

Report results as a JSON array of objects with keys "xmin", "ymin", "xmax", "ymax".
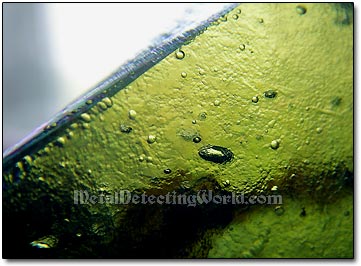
[
  {"xmin": 128, "ymin": 110, "xmax": 137, "ymax": 120},
  {"xmin": 80, "ymin": 113, "xmax": 91, "ymax": 122},
  {"xmin": 147, "ymin": 135, "xmax": 156, "ymax": 144},
  {"xmin": 239, "ymin": 44, "xmax": 246, "ymax": 51},
  {"xmin": 214, "ymin": 99, "xmax": 221, "ymax": 106},
  {"xmin": 220, "ymin": 15, "xmax": 227, "ymax": 22},
  {"xmin": 296, "ymin": 5, "xmax": 307, "ymax": 15},
  {"xmin": 181, "ymin": 72, "xmax": 187, "ymax": 78},
  {"xmin": 164, "ymin": 169, "xmax": 172, "ymax": 174},
  {"xmin": 102, "ymin": 97, "xmax": 113, "ymax": 107},
  {"xmin": 270, "ymin": 140, "xmax": 280, "ymax": 150},
  {"xmin": 56, "ymin": 137, "xmax": 66, "ymax": 147},
  {"xmin": 97, "ymin": 101, "xmax": 107, "ymax": 111},
  {"xmin": 232, "ymin": 14, "xmax": 239, "ymax": 20},
  {"xmin": 175, "ymin": 50, "xmax": 185, "ymax": 60}
]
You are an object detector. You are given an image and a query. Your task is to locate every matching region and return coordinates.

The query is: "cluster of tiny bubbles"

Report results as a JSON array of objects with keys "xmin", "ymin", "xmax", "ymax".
[
  {"xmin": 120, "ymin": 124, "xmax": 132, "ymax": 133},
  {"xmin": 264, "ymin": 90, "xmax": 277, "ymax": 98},
  {"xmin": 175, "ymin": 50, "xmax": 185, "ymax": 60},
  {"xmin": 198, "ymin": 112, "xmax": 207, "ymax": 121},
  {"xmin": 296, "ymin": 5, "xmax": 307, "ymax": 15},
  {"xmin": 222, "ymin": 180, "xmax": 230, "ymax": 187},
  {"xmin": 44, "ymin": 122, "xmax": 57, "ymax": 131}
]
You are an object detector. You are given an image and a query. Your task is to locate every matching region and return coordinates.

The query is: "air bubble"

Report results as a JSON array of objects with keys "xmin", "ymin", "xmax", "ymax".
[
  {"xmin": 70, "ymin": 123, "xmax": 78, "ymax": 129},
  {"xmin": 181, "ymin": 72, "xmax": 187, "ymax": 78},
  {"xmin": 97, "ymin": 101, "xmax": 107, "ymax": 111},
  {"xmin": 102, "ymin": 97, "xmax": 112, "ymax": 107},
  {"xmin": 232, "ymin": 14, "xmax": 239, "ymax": 20},
  {"xmin": 24, "ymin": 155, "xmax": 32, "ymax": 165},
  {"xmin": 128, "ymin": 110, "xmax": 137, "ymax": 120},
  {"xmin": 67, "ymin": 131, "xmax": 74, "ymax": 139},
  {"xmin": 164, "ymin": 169, "xmax": 172, "ymax": 174},
  {"xmin": 270, "ymin": 140, "xmax": 280, "ymax": 150},
  {"xmin": 56, "ymin": 137, "xmax": 66, "ymax": 147},
  {"xmin": 239, "ymin": 44, "xmax": 246, "ymax": 51},
  {"xmin": 147, "ymin": 135, "xmax": 156, "ymax": 144},
  {"xmin": 80, "ymin": 113, "xmax": 91, "ymax": 122},
  {"xmin": 175, "ymin": 50, "xmax": 185, "ymax": 60},
  {"xmin": 214, "ymin": 99, "xmax": 221, "ymax": 106},
  {"xmin": 296, "ymin": 5, "xmax": 307, "ymax": 15},
  {"xmin": 220, "ymin": 15, "xmax": 227, "ymax": 22},
  {"xmin": 252, "ymin": 96, "xmax": 259, "ymax": 103}
]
